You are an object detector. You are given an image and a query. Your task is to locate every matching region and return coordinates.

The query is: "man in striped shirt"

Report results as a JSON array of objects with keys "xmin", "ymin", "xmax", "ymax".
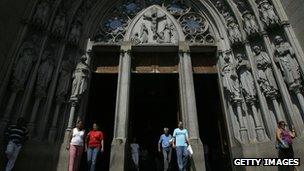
[{"xmin": 4, "ymin": 117, "xmax": 29, "ymax": 171}]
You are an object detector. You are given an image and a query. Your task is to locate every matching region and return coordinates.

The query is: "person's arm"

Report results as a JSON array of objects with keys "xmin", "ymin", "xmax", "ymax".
[
  {"xmin": 185, "ymin": 130, "xmax": 190, "ymax": 146},
  {"xmin": 85, "ymin": 131, "xmax": 90, "ymax": 151},
  {"xmin": 289, "ymin": 126, "xmax": 296, "ymax": 138},
  {"xmin": 66, "ymin": 129, "xmax": 73, "ymax": 150},
  {"xmin": 172, "ymin": 130, "xmax": 176, "ymax": 148},
  {"xmin": 158, "ymin": 135, "xmax": 162, "ymax": 152},
  {"xmin": 101, "ymin": 139, "xmax": 104, "ymax": 152}
]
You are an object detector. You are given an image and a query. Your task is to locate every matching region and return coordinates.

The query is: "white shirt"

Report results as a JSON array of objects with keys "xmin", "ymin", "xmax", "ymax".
[
  {"xmin": 130, "ymin": 143, "xmax": 139, "ymax": 154},
  {"xmin": 70, "ymin": 128, "xmax": 85, "ymax": 146}
]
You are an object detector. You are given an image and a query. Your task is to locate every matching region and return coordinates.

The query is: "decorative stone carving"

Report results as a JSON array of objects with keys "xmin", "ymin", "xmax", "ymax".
[
  {"xmin": 68, "ymin": 21, "xmax": 82, "ymax": 45},
  {"xmin": 35, "ymin": 50, "xmax": 54, "ymax": 97},
  {"xmin": 274, "ymin": 36, "xmax": 302, "ymax": 90},
  {"xmin": 51, "ymin": 11, "xmax": 66, "ymax": 37},
  {"xmin": 253, "ymin": 46, "xmax": 278, "ymax": 97},
  {"xmin": 143, "ymin": 7, "xmax": 167, "ymax": 40},
  {"xmin": 140, "ymin": 23, "xmax": 149, "ymax": 43},
  {"xmin": 70, "ymin": 55, "xmax": 90, "ymax": 100},
  {"xmin": 165, "ymin": 0, "xmax": 190, "ymax": 16},
  {"xmin": 227, "ymin": 20, "xmax": 242, "ymax": 44},
  {"xmin": 242, "ymin": 12, "xmax": 259, "ymax": 36},
  {"xmin": 56, "ymin": 58, "xmax": 73, "ymax": 102},
  {"xmin": 236, "ymin": 53, "xmax": 256, "ymax": 101},
  {"xmin": 32, "ymin": 0, "xmax": 51, "ymax": 28},
  {"xmin": 258, "ymin": 0, "xmax": 280, "ymax": 27},
  {"xmin": 11, "ymin": 42, "xmax": 36, "ymax": 91},
  {"xmin": 221, "ymin": 54, "xmax": 242, "ymax": 101}
]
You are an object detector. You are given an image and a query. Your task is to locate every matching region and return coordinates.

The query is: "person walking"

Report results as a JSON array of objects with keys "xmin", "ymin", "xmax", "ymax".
[
  {"xmin": 86, "ymin": 123, "xmax": 104, "ymax": 171},
  {"xmin": 276, "ymin": 120, "xmax": 296, "ymax": 171},
  {"xmin": 172, "ymin": 121, "xmax": 189, "ymax": 171},
  {"xmin": 158, "ymin": 127, "xmax": 172, "ymax": 171},
  {"xmin": 4, "ymin": 117, "xmax": 29, "ymax": 171},
  {"xmin": 130, "ymin": 138, "xmax": 140, "ymax": 171},
  {"xmin": 66, "ymin": 120, "xmax": 85, "ymax": 171}
]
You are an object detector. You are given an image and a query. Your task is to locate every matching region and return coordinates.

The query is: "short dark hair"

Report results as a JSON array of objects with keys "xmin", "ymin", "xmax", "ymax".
[{"xmin": 278, "ymin": 120, "xmax": 286, "ymax": 126}]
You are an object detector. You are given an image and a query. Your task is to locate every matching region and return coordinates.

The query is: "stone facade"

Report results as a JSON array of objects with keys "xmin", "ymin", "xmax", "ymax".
[{"xmin": 1, "ymin": 0, "xmax": 304, "ymax": 171}]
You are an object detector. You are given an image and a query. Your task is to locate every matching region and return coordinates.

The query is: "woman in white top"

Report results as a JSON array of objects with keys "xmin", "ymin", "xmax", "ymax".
[{"xmin": 66, "ymin": 120, "xmax": 85, "ymax": 171}]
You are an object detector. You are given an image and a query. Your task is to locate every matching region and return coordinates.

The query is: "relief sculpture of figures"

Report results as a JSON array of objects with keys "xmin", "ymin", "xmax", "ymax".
[
  {"xmin": 32, "ymin": 0, "xmax": 50, "ymax": 28},
  {"xmin": 243, "ymin": 12, "xmax": 259, "ymax": 35},
  {"xmin": 236, "ymin": 53, "xmax": 256, "ymax": 101},
  {"xmin": 11, "ymin": 42, "xmax": 36, "ymax": 91},
  {"xmin": 140, "ymin": 23, "xmax": 149, "ymax": 43},
  {"xmin": 258, "ymin": 0, "xmax": 279, "ymax": 26},
  {"xmin": 143, "ymin": 7, "xmax": 166, "ymax": 39},
  {"xmin": 221, "ymin": 54, "xmax": 242, "ymax": 101},
  {"xmin": 227, "ymin": 20, "xmax": 242, "ymax": 44},
  {"xmin": 70, "ymin": 55, "xmax": 90, "ymax": 100},
  {"xmin": 162, "ymin": 21, "xmax": 173, "ymax": 43},
  {"xmin": 35, "ymin": 50, "xmax": 55, "ymax": 97},
  {"xmin": 253, "ymin": 46, "xmax": 278, "ymax": 96},
  {"xmin": 56, "ymin": 58, "xmax": 73, "ymax": 102},
  {"xmin": 274, "ymin": 36, "xmax": 302, "ymax": 89}
]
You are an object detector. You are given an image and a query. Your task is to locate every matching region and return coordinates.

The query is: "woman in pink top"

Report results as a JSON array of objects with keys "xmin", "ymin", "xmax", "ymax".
[{"xmin": 66, "ymin": 120, "xmax": 85, "ymax": 171}]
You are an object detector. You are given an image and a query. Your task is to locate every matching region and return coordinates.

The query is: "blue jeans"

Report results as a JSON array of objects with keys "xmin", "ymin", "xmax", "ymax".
[
  {"xmin": 87, "ymin": 147, "xmax": 100, "ymax": 171},
  {"xmin": 176, "ymin": 146, "xmax": 188, "ymax": 171}
]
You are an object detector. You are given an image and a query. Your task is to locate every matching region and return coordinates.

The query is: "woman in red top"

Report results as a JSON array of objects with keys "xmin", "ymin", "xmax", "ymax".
[{"xmin": 86, "ymin": 123, "xmax": 104, "ymax": 171}]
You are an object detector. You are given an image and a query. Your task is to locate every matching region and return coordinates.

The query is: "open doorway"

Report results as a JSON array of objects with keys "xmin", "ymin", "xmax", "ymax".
[
  {"xmin": 128, "ymin": 74, "xmax": 179, "ymax": 171},
  {"xmin": 84, "ymin": 73, "xmax": 117, "ymax": 170},
  {"xmin": 194, "ymin": 74, "xmax": 232, "ymax": 171}
]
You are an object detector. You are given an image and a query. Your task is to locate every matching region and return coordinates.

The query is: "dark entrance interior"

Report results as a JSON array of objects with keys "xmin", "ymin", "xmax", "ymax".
[
  {"xmin": 194, "ymin": 74, "xmax": 232, "ymax": 171},
  {"xmin": 84, "ymin": 73, "xmax": 117, "ymax": 171},
  {"xmin": 128, "ymin": 74, "xmax": 179, "ymax": 171}
]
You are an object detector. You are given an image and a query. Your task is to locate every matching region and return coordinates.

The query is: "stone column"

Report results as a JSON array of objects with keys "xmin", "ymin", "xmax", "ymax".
[
  {"xmin": 109, "ymin": 42, "xmax": 131, "ymax": 171},
  {"xmin": 235, "ymin": 100, "xmax": 250, "ymax": 143},
  {"xmin": 0, "ymin": 90, "xmax": 19, "ymax": 134},
  {"xmin": 48, "ymin": 100, "xmax": 63, "ymax": 142},
  {"xmin": 178, "ymin": 42, "xmax": 206, "ymax": 171},
  {"xmin": 27, "ymin": 96, "xmax": 42, "ymax": 138},
  {"xmin": 262, "ymin": 33, "xmax": 304, "ymax": 134}
]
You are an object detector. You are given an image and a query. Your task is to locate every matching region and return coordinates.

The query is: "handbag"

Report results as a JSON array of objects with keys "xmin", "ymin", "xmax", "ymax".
[
  {"xmin": 187, "ymin": 145, "xmax": 193, "ymax": 156},
  {"xmin": 275, "ymin": 140, "xmax": 289, "ymax": 149}
]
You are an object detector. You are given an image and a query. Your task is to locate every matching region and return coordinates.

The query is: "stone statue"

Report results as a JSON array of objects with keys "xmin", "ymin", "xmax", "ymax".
[
  {"xmin": 68, "ymin": 21, "xmax": 82, "ymax": 44},
  {"xmin": 56, "ymin": 59, "xmax": 73, "ymax": 102},
  {"xmin": 11, "ymin": 42, "xmax": 36, "ymax": 90},
  {"xmin": 236, "ymin": 53, "xmax": 256, "ymax": 100},
  {"xmin": 162, "ymin": 22, "xmax": 173, "ymax": 43},
  {"xmin": 70, "ymin": 55, "xmax": 90, "ymax": 100},
  {"xmin": 32, "ymin": 0, "xmax": 50, "ymax": 27},
  {"xmin": 35, "ymin": 50, "xmax": 54, "ymax": 97},
  {"xmin": 52, "ymin": 11, "xmax": 66, "ymax": 36},
  {"xmin": 274, "ymin": 36, "xmax": 301, "ymax": 89},
  {"xmin": 143, "ymin": 7, "xmax": 166, "ymax": 39},
  {"xmin": 227, "ymin": 21, "xmax": 242, "ymax": 44},
  {"xmin": 253, "ymin": 46, "xmax": 278, "ymax": 95},
  {"xmin": 221, "ymin": 54, "xmax": 242, "ymax": 101},
  {"xmin": 243, "ymin": 13, "xmax": 259, "ymax": 35},
  {"xmin": 259, "ymin": 1, "xmax": 279, "ymax": 26},
  {"xmin": 139, "ymin": 23, "xmax": 149, "ymax": 43},
  {"xmin": 131, "ymin": 33, "xmax": 141, "ymax": 45}
]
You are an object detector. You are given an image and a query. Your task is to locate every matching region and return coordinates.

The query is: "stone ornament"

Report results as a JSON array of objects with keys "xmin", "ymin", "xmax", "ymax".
[
  {"xmin": 11, "ymin": 41, "xmax": 36, "ymax": 91},
  {"xmin": 257, "ymin": 0, "xmax": 280, "ymax": 27},
  {"xmin": 70, "ymin": 55, "xmax": 90, "ymax": 100},
  {"xmin": 51, "ymin": 11, "xmax": 66, "ymax": 37},
  {"xmin": 32, "ymin": 0, "xmax": 51, "ymax": 28},
  {"xmin": 236, "ymin": 53, "xmax": 256, "ymax": 102},
  {"xmin": 68, "ymin": 21, "xmax": 82, "ymax": 45},
  {"xmin": 221, "ymin": 54, "xmax": 242, "ymax": 102},
  {"xmin": 35, "ymin": 50, "xmax": 55, "ymax": 97},
  {"xmin": 274, "ymin": 36, "xmax": 302, "ymax": 90},
  {"xmin": 253, "ymin": 46, "xmax": 278, "ymax": 97},
  {"xmin": 242, "ymin": 12, "xmax": 259, "ymax": 36},
  {"xmin": 227, "ymin": 20, "xmax": 242, "ymax": 45}
]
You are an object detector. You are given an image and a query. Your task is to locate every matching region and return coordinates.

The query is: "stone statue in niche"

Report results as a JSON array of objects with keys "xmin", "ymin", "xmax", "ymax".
[
  {"xmin": 56, "ymin": 58, "xmax": 73, "ymax": 102},
  {"xmin": 140, "ymin": 23, "xmax": 149, "ymax": 43},
  {"xmin": 32, "ymin": 0, "xmax": 50, "ymax": 27},
  {"xmin": 221, "ymin": 54, "xmax": 242, "ymax": 101},
  {"xmin": 143, "ymin": 7, "xmax": 166, "ymax": 39},
  {"xmin": 243, "ymin": 12, "xmax": 259, "ymax": 35},
  {"xmin": 68, "ymin": 21, "xmax": 82, "ymax": 44},
  {"xmin": 236, "ymin": 53, "xmax": 256, "ymax": 101},
  {"xmin": 70, "ymin": 55, "xmax": 90, "ymax": 100},
  {"xmin": 227, "ymin": 20, "xmax": 242, "ymax": 44},
  {"xmin": 274, "ymin": 36, "xmax": 301, "ymax": 89},
  {"xmin": 258, "ymin": 0, "xmax": 279, "ymax": 26},
  {"xmin": 11, "ymin": 42, "xmax": 36, "ymax": 90},
  {"xmin": 35, "ymin": 50, "xmax": 54, "ymax": 97},
  {"xmin": 52, "ymin": 11, "xmax": 66, "ymax": 36},
  {"xmin": 253, "ymin": 46, "xmax": 277, "ymax": 96}
]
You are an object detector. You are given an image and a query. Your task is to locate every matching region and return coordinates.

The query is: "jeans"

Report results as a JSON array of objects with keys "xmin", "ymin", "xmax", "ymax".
[
  {"xmin": 131, "ymin": 152, "xmax": 139, "ymax": 170},
  {"xmin": 162, "ymin": 147, "xmax": 172, "ymax": 171},
  {"xmin": 68, "ymin": 145, "xmax": 84, "ymax": 171},
  {"xmin": 176, "ymin": 146, "xmax": 188, "ymax": 171},
  {"xmin": 87, "ymin": 147, "xmax": 100, "ymax": 171},
  {"xmin": 5, "ymin": 141, "xmax": 22, "ymax": 171}
]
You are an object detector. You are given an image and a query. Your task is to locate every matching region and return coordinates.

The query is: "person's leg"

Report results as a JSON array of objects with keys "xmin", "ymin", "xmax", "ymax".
[
  {"xmin": 162, "ymin": 148, "xmax": 168, "ymax": 171},
  {"xmin": 74, "ymin": 146, "xmax": 84, "ymax": 171},
  {"xmin": 90, "ymin": 147, "xmax": 99, "ymax": 171},
  {"xmin": 182, "ymin": 146, "xmax": 189, "ymax": 171},
  {"xmin": 68, "ymin": 145, "xmax": 77, "ymax": 171},
  {"xmin": 168, "ymin": 147, "xmax": 172, "ymax": 170},
  {"xmin": 5, "ymin": 142, "xmax": 21, "ymax": 171},
  {"xmin": 87, "ymin": 147, "xmax": 93, "ymax": 170},
  {"xmin": 176, "ymin": 147, "xmax": 183, "ymax": 171}
]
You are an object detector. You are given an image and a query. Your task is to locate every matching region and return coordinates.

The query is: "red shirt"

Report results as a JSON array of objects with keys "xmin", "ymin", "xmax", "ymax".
[{"xmin": 87, "ymin": 130, "xmax": 104, "ymax": 148}]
